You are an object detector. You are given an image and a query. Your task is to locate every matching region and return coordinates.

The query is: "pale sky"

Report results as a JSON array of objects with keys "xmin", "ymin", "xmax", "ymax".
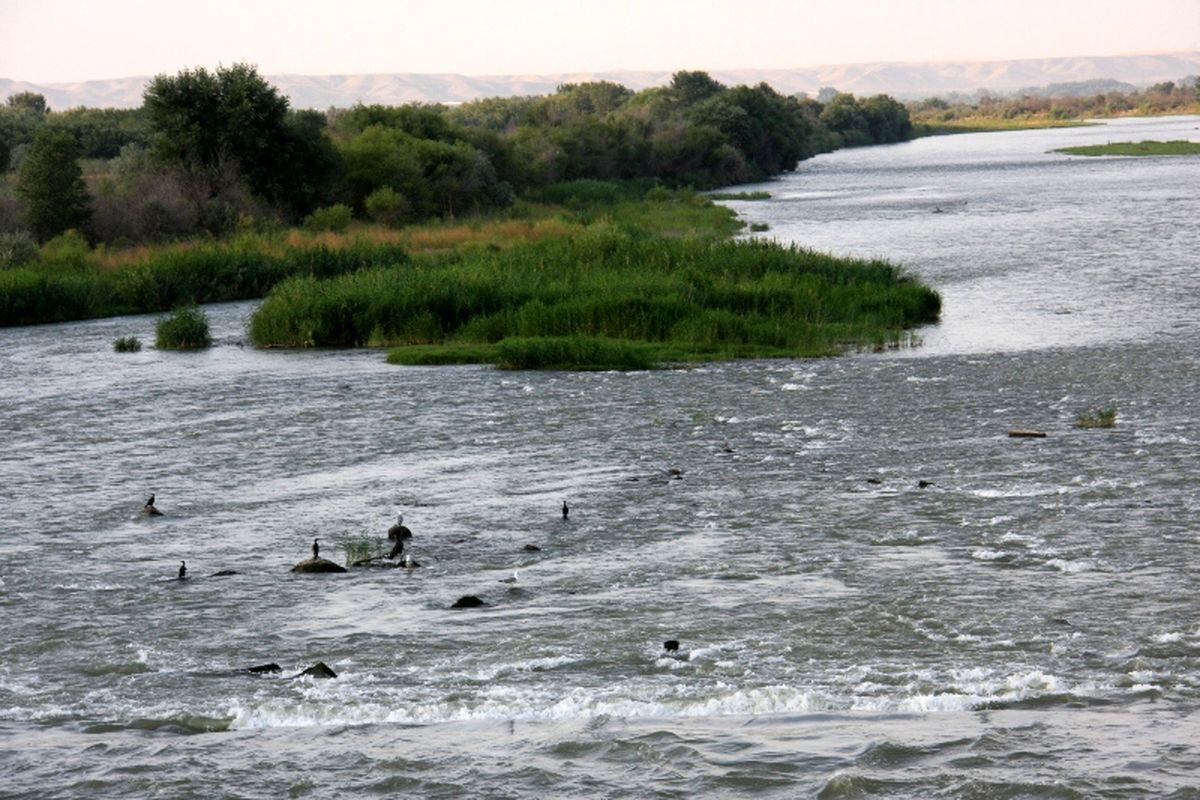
[{"xmin": 1, "ymin": 0, "xmax": 1198, "ymax": 83}]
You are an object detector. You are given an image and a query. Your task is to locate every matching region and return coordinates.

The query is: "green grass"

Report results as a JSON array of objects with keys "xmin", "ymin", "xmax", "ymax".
[
  {"xmin": 1076, "ymin": 407, "xmax": 1118, "ymax": 429},
  {"xmin": 112, "ymin": 335, "xmax": 142, "ymax": 352},
  {"xmin": 252, "ymin": 225, "xmax": 942, "ymax": 369},
  {"xmin": 340, "ymin": 534, "xmax": 387, "ymax": 565},
  {"xmin": 155, "ymin": 305, "xmax": 212, "ymax": 349},
  {"xmin": 913, "ymin": 118, "xmax": 1094, "ymax": 136},
  {"xmin": 1054, "ymin": 140, "xmax": 1200, "ymax": 157},
  {"xmin": 709, "ymin": 191, "xmax": 772, "ymax": 201}
]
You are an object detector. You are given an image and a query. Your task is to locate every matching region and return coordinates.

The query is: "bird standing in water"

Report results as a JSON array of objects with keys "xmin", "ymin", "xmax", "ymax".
[
  {"xmin": 562, "ymin": 501, "xmax": 569, "ymax": 520},
  {"xmin": 178, "ymin": 561, "xmax": 187, "ymax": 580},
  {"xmin": 312, "ymin": 539, "xmax": 319, "ymax": 559}
]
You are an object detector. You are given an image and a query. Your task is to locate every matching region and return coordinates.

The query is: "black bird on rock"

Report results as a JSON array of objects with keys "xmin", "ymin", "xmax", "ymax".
[
  {"xmin": 143, "ymin": 494, "xmax": 163, "ymax": 516},
  {"xmin": 312, "ymin": 539, "xmax": 319, "ymax": 559},
  {"xmin": 562, "ymin": 500, "xmax": 569, "ymax": 520},
  {"xmin": 178, "ymin": 561, "xmax": 187, "ymax": 580}
]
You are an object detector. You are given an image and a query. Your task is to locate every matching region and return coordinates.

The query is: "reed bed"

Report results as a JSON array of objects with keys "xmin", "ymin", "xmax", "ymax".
[{"xmin": 250, "ymin": 227, "xmax": 941, "ymax": 368}]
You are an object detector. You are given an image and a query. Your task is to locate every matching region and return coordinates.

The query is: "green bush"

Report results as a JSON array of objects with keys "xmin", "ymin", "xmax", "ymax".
[
  {"xmin": 302, "ymin": 204, "xmax": 353, "ymax": 232},
  {"xmin": 40, "ymin": 230, "xmax": 91, "ymax": 269},
  {"xmin": 155, "ymin": 305, "xmax": 212, "ymax": 349},
  {"xmin": 112, "ymin": 335, "xmax": 142, "ymax": 352},
  {"xmin": 364, "ymin": 187, "xmax": 411, "ymax": 226}
]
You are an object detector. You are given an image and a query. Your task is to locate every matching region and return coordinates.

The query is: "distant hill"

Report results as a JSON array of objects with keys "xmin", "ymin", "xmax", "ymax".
[{"xmin": 4, "ymin": 51, "xmax": 1199, "ymax": 110}]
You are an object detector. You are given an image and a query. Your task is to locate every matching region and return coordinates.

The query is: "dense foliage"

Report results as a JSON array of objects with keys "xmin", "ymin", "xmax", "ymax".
[
  {"xmin": 15, "ymin": 129, "xmax": 92, "ymax": 241},
  {"xmin": 908, "ymin": 78, "xmax": 1200, "ymax": 131},
  {"xmin": 0, "ymin": 64, "xmax": 915, "ymax": 249}
]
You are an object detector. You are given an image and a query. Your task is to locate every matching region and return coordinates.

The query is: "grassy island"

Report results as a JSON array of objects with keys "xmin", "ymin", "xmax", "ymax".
[
  {"xmin": 247, "ymin": 194, "xmax": 941, "ymax": 369},
  {"xmin": 1054, "ymin": 140, "xmax": 1200, "ymax": 157}
]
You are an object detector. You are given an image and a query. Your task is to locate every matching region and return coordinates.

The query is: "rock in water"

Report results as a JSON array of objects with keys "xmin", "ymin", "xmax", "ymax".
[
  {"xmin": 290, "ymin": 557, "xmax": 348, "ymax": 574},
  {"xmin": 451, "ymin": 595, "xmax": 485, "ymax": 609},
  {"xmin": 1008, "ymin": 429, "xmax": 1047, "ymax": 438},
  {"xmin": 246, "ymin": 663, "xmax": 282, "ymax": 674},
  {"xmin": 296, "ymin": 661, "xmax": 338, "ymax": 679}
]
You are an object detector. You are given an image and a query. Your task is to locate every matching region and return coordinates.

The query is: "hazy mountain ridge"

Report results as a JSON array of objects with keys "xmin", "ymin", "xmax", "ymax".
[{"xmin": 4, "ymin": 52, "xmax": 1198, "ymax": 110}]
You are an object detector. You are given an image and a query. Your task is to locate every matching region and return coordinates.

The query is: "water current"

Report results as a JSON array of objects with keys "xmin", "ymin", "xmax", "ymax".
[{"xmin": 1, "ymin": 116, "xmax": 1199, "ymax": 798}]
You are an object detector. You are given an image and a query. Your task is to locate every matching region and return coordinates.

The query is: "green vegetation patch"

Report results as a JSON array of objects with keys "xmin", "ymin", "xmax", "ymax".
[
  {"xmin": 155, "ymin": 305, "xmax": 212, "ymax": 349},
  {"xmin": 112, "ymin": 335, "xmax": 142, "ymax": 352},
  {"xmin": 1054, "ymin": 140, "xmax": 1200, "ymax": 157},
  {"xmin": 709, "ymin": 191, "xmax": 772, "ymax": 201},
  {"xmin": 252, "ymin": 225, "xmax": 941, "ymax": 370},
  {"xmin": 1076, "ymin": 407, "xmax": 1118, "ymax": 429}
]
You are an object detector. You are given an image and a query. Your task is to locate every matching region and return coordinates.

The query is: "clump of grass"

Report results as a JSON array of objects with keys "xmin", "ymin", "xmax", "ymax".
[
  {"xmin": 1076, "ymin": 407, "xmax": 1118, "ymax": 429},
  {"xmin": 709, "ymin": 191, "xmax": 771, "ymax": 200},
  {"xmin": 340, "ymin": 534, "xmax": 386, "ymax": 565},
  {"xmin": 749, "ymin": 222, "xmax": 770, "ymax": 232},
  {"xmin": 155, "ymin": 305, "xmax": 212, "ymax": 350},
  {"xmin": 112, "ymin": 335, "xmax": 142, "ymax": 352}
]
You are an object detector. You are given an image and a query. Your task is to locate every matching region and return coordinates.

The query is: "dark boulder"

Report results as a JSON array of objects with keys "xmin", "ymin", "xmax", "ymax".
[
  {"xmin": 1008, "ymin": 429, "xmax": 1047, "ymax": 438},
  {"xmin": 388, "ymin": 524, "xmax": 413, "ymax": 541},
  {"xmin": 451, "ymin": 595, "xmax": 486, "ymax": 609},
  {"xmin": 246, "ymin": 663, "xmax": 282, "ymax": 674},
  {"xmin": 290, "ymin": 557, "xmax": 348, "ymax": 574},
  {"xmin": 523, "ymin": 544, "xmax": 542, "ymax": 552},
  {"xmin": 295, "ymin": 661, "xmax": 338, "ymax": 679},
  {"xmin": 210, "ymin": 570, "xmax": 240, "ymax": 577}
]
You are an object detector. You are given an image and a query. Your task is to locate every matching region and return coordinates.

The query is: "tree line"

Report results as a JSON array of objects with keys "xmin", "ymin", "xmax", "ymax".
[{"xmin": 0, "ymin": 64, "xmax": 911, "ymax": 250}]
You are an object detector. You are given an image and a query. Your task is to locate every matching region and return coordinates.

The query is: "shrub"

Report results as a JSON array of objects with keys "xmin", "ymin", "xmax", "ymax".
[
  {"xmin": 113, "ymin": 335, "xmax": 142, "ymax": 352},
  {"xmin": 155, "ymin": 305, "xmax": 211, "ymax": 349},
  {"xmin": 0, "ymin": 231, "xmax": 39, "ymax": 268},
  {"xmin": 40, "ymin": 229, "xmax": 90, "ymax": 269},
  {"xmin": 302, "ymin": 204, "xmax": 353, "ymax": 232},
  {"xmin": 749, "ymin": 222, "xmax": 770, "ymax": 232},
  {"xmin": 364, "ymin": 187, "xmax": 411, "ymax": 226}
]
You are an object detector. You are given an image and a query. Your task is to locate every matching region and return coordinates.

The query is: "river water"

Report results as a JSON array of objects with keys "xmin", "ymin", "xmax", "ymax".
[{"xmin": 2, "ymin": 116, "xmax": 1198, "ymax": 798}]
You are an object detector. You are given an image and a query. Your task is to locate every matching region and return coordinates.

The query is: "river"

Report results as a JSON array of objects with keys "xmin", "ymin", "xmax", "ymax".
[{"xmin": 1, "ymin": 115, "xmax": 1198, "ymax": 798}]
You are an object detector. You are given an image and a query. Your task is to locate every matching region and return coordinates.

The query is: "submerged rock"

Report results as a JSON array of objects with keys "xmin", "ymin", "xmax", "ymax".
[
  {"xmin": 295, "ymin": 661, "xmax": 337, "ymax": 679},
  {"xmin": 246, "ymin": 663, "xmax": 282, "ymax": 674},
  {"xmin": 451, "ymin": 595, "xmax": 485, "ymax": 609},
  {"xmin": 1008, "ymin": 429, "xmax": 1047, "ymax": 438},
  {"xmin": 523, "ymin": 544, "xmax": 542, "ymax": 552},
  {"xmin": 290, "ymin": 557, "xmax": 348, "ymax": 574},
  {"xmin": 210, "ymin": 570, "xmax": 240, "ymax": 577}
]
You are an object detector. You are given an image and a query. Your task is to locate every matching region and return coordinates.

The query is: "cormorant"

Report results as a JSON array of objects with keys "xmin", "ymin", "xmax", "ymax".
[
  {"xmin": 562, "ymin": 501, "xmax": 569, "ymax": 519},
  {"xmin": 143, "ymin": 494, "xmax": 163, "ymax": 516},
  {"xmin": 178, "ymin": 561, "xmax": 187, "ymax": 580},
  {"xmin": 312, "ymin": 539, "xmax": 319, "ymax": 559}
]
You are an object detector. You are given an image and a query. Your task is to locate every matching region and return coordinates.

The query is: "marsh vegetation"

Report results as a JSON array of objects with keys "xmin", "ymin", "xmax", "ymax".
[{"xmin": 1055, "ymin": 140, "xmax": 1200, "ymax": 156}]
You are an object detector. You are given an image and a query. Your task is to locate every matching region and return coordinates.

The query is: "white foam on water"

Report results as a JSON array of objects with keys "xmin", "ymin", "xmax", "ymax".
[
  {"xmin": 1154, "ymin": 632, "xmax": 1185, "ymax": 644},
  {"xmin": 971, "ymin": 548, "xmax": 1013, "ymax": 561},
  {"xmin": 1045, "ymin": 558, "xmax": 1095, "ymax": 573}
]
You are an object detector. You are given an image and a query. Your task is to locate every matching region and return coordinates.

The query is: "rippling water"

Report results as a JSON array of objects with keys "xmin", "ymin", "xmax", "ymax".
[{"xmin": 2, "ymin": 116, "xmax": 1199, "ymax": 798}]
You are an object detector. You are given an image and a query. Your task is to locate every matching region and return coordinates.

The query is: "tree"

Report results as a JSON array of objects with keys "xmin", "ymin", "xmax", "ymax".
[
  {"xmin": 6, "ymin": 92, "xmax": 49, "ymax": 116},
  {"xmin": 15, "ymin": 128, "xmax": 92, "ymax": 242},
  {"xmin": 669, "ymin": 71, "xmax": 724, "ymax": 106},
  {"xmin": 143, "ymin": 64, "xmax": 293, "ymax": 211}
]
